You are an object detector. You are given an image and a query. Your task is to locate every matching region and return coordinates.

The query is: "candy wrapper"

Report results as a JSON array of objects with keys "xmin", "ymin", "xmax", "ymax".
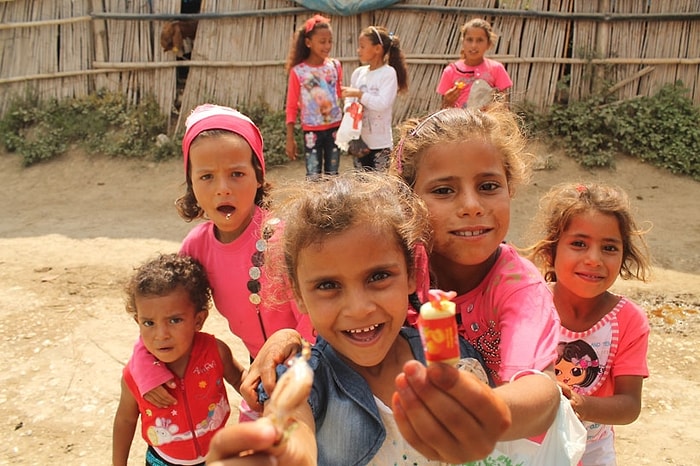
[{"xmin": 417, "ymin": 289, "xmax": 459, "ymax": 366}]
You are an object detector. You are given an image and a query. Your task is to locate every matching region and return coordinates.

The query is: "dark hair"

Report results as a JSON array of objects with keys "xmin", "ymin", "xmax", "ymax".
[
  {"xmin": 285, "ymin": 16, "xmax": 333, "ymax": 72},
  {"xmin": 174, "ymin": 129, "xmax": 270, "ymax": 221},
  {"xmin": 124, "ymin": 253, "xmax": 211, "ymax": 317},
  {"xmin": 556, "ymin": 340, "xmax": 601, "ymax": 389},
  {"xmin": 360, "ymin": 26, "xmax": 408, "ymax": 93}
]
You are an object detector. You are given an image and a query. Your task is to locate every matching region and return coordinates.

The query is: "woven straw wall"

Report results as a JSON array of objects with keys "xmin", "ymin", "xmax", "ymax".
[{"xmin": 1, "ymin": 0, "xmax": 699, "ymax": 131}]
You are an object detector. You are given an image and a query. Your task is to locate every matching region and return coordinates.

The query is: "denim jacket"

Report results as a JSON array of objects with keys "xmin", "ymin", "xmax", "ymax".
[{"xmin": 260, "ymin": 327, "xmax": 488, "ymax": 466}]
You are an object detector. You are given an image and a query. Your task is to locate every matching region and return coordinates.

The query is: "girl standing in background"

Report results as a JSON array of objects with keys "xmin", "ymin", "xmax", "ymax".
[
  {"xmin": 342, "ymin": 26, "xmax": 408, "ymax": 170},
  {"xmin": 285, "ymin": 14, "xmax": 343, "ymax": 179},
  {"xmin": 437, "ymin": 18, "xmax": 512, "ymax": 109}
]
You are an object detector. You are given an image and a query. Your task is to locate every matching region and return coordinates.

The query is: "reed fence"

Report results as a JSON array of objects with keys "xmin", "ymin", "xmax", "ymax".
[{"xmin": 1, "ymin": 0, "xmax": 698, "ymax": 134}]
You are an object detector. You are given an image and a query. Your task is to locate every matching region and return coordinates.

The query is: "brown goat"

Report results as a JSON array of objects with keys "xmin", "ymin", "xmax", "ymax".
[{"xmin": 160, "ymin": 20, "xmax": 198, "ymax": 57}]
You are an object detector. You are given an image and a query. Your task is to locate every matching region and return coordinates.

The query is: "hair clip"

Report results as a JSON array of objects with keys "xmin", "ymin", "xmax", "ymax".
[
  {"xmin": 305, "ymin": 14, "xmax": 329, "ymax": 34},
  {"xmin": 576, "ymin": 184, "xmax": 588, "ymax": 194}
]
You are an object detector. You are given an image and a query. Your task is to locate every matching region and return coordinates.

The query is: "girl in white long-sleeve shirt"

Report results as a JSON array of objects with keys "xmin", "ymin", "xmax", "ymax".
[{"xmin": 342, "ymin": 26, "xmax": 408, "ymax": 170}]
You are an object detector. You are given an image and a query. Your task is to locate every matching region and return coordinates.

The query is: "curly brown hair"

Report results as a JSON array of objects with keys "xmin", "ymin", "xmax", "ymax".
[
  {"xmin": 124, "ymin": 253, "xmax": 211, "ymax": 317},
  {"xmin": 265, "ymin": 171, "xmax": 431, "ymax": 298}
]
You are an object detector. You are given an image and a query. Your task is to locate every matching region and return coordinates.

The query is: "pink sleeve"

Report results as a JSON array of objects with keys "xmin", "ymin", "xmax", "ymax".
[
  {"xmin": 336, "ymin": 59, "xmax": 343, "ymax": 93},
  {"xmin": 497, "ymin": 282, "xmax": 560, "ymax": 382},
  {"xmin": 128, "ymin": 336, "xmax": 174, "ymax": 394},
  {"xmin": 612, "ymin": 300, "xmax": 650, "ymax": 377},
  {"xmin": 285, "ymin": 69, "xmax": 301, "ymax": 125},
  {"xmin": 492, "ymin": 61, "xmax": 513, "ymax": 91},
  {"xmin": 436, "ymin": 64, "xmax": 456, "ymax": 95}
]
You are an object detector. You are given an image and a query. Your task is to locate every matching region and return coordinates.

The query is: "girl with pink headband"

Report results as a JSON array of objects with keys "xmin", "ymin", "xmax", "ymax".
[{"xmin": 127, "ymin": 104, "xmax": 315, "ymax": 420}]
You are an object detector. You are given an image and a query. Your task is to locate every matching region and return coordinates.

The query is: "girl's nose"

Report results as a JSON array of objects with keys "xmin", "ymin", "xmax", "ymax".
[
  {"xmin": 154, "ymin": 325, "xmax": 171, "ymax": 340},
  {"xmin": 216, "ymin": 178, "xmax": 232, "ymax": 196},
  {"xmin": 583, "ymin": 247, "xmax": 603, "ymax": 265},
  {"xmin": 342, "ymin": 288, "xmax": 376, "ymax": 318},
  {"xmin": 457, "ymin": 190, "xmax": 484, "ymax": 217}
]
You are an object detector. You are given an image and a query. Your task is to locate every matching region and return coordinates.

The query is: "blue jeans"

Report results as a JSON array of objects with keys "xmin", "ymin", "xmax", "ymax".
[{"xmin": 303, "ymin": 127, "xmax": 340, "ymax": 179}]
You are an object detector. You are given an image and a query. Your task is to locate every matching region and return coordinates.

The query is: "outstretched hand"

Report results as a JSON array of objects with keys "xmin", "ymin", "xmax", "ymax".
[{"xmin": 392, "ymin": 360, "xmax": 511, "ymax": 464}]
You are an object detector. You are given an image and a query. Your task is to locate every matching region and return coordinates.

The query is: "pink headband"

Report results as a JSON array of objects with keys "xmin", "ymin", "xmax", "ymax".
[
  {"xmin": 182, "ymin": 104, "xmax": 265, "ymax": 176},
  {"xmin": 305, "ymin": 14, "xmax": 329, "ymax": 33}
]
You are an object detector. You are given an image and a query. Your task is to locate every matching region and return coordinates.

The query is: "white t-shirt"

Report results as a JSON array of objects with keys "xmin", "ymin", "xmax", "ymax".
[
  {"xmin": 350, "ymin": 64, "xmax": 398, "ymax": 150},
  {"xmin": 369, "ymin": 396, "xmax": 448, "ymax": 465}
]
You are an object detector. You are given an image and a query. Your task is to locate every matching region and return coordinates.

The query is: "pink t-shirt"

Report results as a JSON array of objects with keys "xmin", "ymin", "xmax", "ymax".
[
  {"xmin": 556, "ymin": 297, "xmax": 649, "ymax": 462},
  {"xmin": 436, "ymin": 58, "xmax": 512, "ymax": 109},
  {"xmin": 129, "ymin": 207, "xmax": 315, "ymax": 394},
  {"xmin": 410, "ymin": 243, "xmax": 559, "ymax": 385}
]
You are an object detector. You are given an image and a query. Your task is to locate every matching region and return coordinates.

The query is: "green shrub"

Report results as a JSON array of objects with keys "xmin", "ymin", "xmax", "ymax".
[
  {"xmin": 525, "ymin": 81, "xmax": 700, "ymax": 180},
  {"xmin": 0, "ymin": 90, "xmax": 174, "ymax": 166},
  {"xmin": 0, "ymin": 92, "xmax": 298, "ymax": 168}
]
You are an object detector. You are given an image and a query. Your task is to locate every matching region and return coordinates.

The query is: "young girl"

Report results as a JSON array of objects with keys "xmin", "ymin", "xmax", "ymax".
[
  {"xmin": 389, "ymin": 105, "xmax": 563, "ymax": 454},
  {"xmin": 528, "ymin": 182, "xmax": 651, "ymax": 465},
  {"xmin": 112, "ymin": 253, "xmax": 245, "ymax": 466},
  {"xmin": 206, "ymin": 171, "xmax": 512, "ymax": 465},
  {"xmin": 341, "ymin": 25, "xmax": 408, "ymax": 170},
  {"xmin": 241, "ymin": 106, "xmax": 563, "ymax": 462},
  {"xmin": 285, "ymin": 14, "xmax": 343, "ymax": 179},
  {"xmin": 129, "ymin": 104, "xmax": 314, "ymax": 412},
  {"xmin": 436, "ymin": 18, "xmax": 512, "ymax": 109}
]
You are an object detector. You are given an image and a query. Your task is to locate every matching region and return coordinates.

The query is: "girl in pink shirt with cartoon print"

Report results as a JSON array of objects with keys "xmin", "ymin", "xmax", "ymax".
[{"xmin": 529, "ymin": 182, "xmax": 652, "ymax": 466}]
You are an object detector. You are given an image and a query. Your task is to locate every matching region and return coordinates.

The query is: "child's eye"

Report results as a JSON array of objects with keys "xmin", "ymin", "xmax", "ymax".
[
  {"xmin": 141, "ymin": 320, "xmax": 154, "ymax": 327},
  {"xmin": 231, "ymin": 171, "xmax": 245, "ymax": 178},
  {"xmin": 480, "ymin": 181, "xmax": 501, "ymax": 192},
  {"xmin": 317, "ymin": 281, "xmax": 339, "ymax": 291},
  {"xmin": 571, "ymin": 240, "xmax": 586, "ymax": 248},
  {"xmin": 431, "ymin": 186, "xmax": 454, "ymax": 195},
  {"xmin": 169, "ymin": 317, "xmax": 184, "ymax": 324},
  {"xmin": 199, "ymin": 174, "xmax": 212, "ymax": 181},
  {"xmin": 603, "ymin": 245, "xmax": 620, "ymax": 253},
  {"xmin": 369, "ymin": 271, "xmax": 390, "ymax": 283}
]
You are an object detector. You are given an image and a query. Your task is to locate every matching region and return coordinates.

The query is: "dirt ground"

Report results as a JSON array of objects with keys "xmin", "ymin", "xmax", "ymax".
[{"xmin": 1, "ymin": 146, "xmax": 698, "ymax": 465}]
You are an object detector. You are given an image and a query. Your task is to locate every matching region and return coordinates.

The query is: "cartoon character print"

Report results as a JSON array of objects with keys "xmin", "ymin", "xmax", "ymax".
[
  {"xmin": 302, "ymin": 74, "xmax": 334, "ymax": 123},
  {"xmin": 555, "ymin": 340, "xmax": 602, "ymax": 394},
  {"xmin": 195, "ymin": 395, "xmax": 230, "ymax": 436},
  {"xmin": 147, "ymin": 417, "xmax": 193, "ymax": 446}
]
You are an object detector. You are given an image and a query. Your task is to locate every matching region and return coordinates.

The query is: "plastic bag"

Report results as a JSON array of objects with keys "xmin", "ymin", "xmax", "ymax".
[
  {"xmin": 465, "ymin": 381, "xmax": 587, "ymax": 466},
  {"xmin": 335, "ymin": 101, "xmax": 363, "ymax": 152}
]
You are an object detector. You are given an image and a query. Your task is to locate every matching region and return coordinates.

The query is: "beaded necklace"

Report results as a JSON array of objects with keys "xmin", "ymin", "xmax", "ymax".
[{"xmin": 247, "ymin": 217, "xmax": 280, "ymax": 340}]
